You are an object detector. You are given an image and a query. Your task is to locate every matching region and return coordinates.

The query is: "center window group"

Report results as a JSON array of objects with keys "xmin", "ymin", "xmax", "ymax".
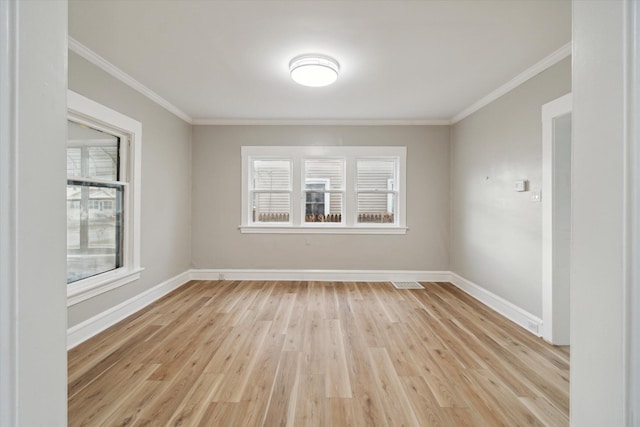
[{"xmin": 242, "ymin": 146, "xmax": 406, "ymax": 232}]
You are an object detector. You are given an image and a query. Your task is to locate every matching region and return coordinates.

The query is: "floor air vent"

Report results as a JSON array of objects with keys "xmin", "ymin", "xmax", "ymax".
[{"xmin": 391, "ymin": 281, "xmax": 424, "ymax": 290}]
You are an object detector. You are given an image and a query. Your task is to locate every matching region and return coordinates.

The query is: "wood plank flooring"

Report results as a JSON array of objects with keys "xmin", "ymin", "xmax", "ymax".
[{"xmin": 68, "ymin": 280, "xmax": 570, "ymax": 426}]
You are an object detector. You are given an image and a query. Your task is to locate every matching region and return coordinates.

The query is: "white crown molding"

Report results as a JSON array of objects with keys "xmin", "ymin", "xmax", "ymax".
[
  {"xmin": 191, "ymin": 118, "xmax": 451, "ymax": 126},
  {"xmin": 68, "ymin": 37, "xmax": 193, "ymax": 124},
  {"xmin": 448, "ymin": 272, "xmax": 542, "ymax": 336},
  {"xmin": 68, "ymin": 36, "xmax": 570, "ymax": 128},
  {"xmin": 450, "ymin": 42, "xmax": 572, "ymax": 124}
]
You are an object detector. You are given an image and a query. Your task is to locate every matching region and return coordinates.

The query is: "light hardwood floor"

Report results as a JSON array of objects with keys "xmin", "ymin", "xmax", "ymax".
[{"xmin": 68, "ymin": 280, "xmax": 569, "ymax": 426}]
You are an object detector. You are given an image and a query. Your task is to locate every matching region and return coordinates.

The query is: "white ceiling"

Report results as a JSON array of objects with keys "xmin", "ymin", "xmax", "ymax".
[{"xmin": 68, "ymin": 0, "xmax": 571, "ymax": 123}]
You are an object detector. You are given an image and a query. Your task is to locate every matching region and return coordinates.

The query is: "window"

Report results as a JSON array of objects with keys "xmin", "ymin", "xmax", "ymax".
[
  {"xmin": 67, "ymin": 120, "xmax": 123, "ymax": 283},
  {"xmin": 356, "ymin": 159, "xmax": 397, "ymax": 224},
  {"xmin": 304, "ymin": 158, "xmax": 344, "ymax": 223},
  {"xmin": 241, "ymin": 146, "xmax": 406, "ymax": 234},
  {"xmin": 67, "ymin": 90, "xmax": 142, "ymax": 306},
  {"xmin": 250, "ymin": 159, "xmax": 291, "ymax": 223}
]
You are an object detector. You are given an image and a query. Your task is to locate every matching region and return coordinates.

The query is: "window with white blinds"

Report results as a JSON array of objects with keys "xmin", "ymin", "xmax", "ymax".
[
  {"xmin": 356, "ymin": 159, "xmax": 397, "ymax": 224},
  {"xmin": 241, "ymin": 146, "xmax": 407, "ymax": 234},
  {"xmin": 251, "ymin": 159, "xmax": 292, "ymax": 223}
]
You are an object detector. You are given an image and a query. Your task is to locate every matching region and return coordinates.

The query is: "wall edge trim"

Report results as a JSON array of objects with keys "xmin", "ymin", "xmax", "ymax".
[
  {"xmin": 68, "ymin": 36, "xmax": 193, "ymax": 124},
  {"xmin": 451, "ymin": 42, "xmax": 572, "ymax": 124},
  {"xmin": 189, "ymin": 268, "xmax": 451, "ymax": 282},
  {"xmin": 66, "ymin": 270, "xmax": 192, "ymax": 349},
  {"xmin": 67, "ymin": 269, "xmax": 544, "ymax": 349},
  {"xmin": 448, "ymin": 272, "xmax": 543, "ymax": 336},
  {"xmin": 192, "ymin": 118, "xmax": 452, "ymax": 126}
]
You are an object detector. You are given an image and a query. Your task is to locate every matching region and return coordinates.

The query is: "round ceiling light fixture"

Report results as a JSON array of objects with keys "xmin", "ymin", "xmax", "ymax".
[{"xmin": 289, "ymin": 54, "xmax": 340, "ymax": 87}]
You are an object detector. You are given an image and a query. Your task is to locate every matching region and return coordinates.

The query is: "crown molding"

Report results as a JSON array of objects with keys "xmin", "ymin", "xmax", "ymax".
[
  {"xmin": 68, "ymin": 37, "xmax": 193, "ymax": 124},
  {"xmin": 68, "ymin": 36, "xmax": 570, "ymax": 128},
  {"xmin": 450, "ymin": 42, "xmax": 572, "ymax": 124},
  {"xmin": 191, "ymin": 118, "xmax": 451, "ymax": 126}
]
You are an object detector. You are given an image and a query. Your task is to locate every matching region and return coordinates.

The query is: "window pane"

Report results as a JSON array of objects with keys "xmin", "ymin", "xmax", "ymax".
[
  {"xmin": 253, "ymin": 160, "xmax": 291, "ymax": 190},
  {"xmin": 252, "ymin": 192, "xmax": 290, "ymax": 223},
  {"xmin": 357, "ymin": 193, "xmax": 395, "ymax": 223},
  {"xmin": 356, "ymin": 159, "xmax": 396, "ymax": 191},
  {"xmin": 67, "ymin": 183, "xmax": 123, "ymax": 283},
  {"xmin": 304, "ymin": 159, "xmax": 343, "ymax": 190},
  {"xmin": 67, "ymin": 120, "xmax": 119, "ymax": 180},
  {"xmin": 305, "ymin": 193, "xmax": 343, "ymax": 223}
]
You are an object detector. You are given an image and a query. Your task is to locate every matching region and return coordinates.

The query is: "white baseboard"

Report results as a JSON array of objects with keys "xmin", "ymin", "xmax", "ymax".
[
  {"xmin": 189, "ymin": 268, "xmax": 451, "ymax": 283},
  {"xmin": 67, "ymin": 270, "xmax": 192, "ymax": 349},
  {"xmin": 67, "ymin": 268, "xmax": 542, "ymax": 349},
  {"xmin": 448, "ymin": 272, "xmax": 543, "ymax": 337}
]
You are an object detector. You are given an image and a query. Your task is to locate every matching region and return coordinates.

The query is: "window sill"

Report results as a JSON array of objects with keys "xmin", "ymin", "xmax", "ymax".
[
  {"xmin": 67, "ymin": 267, "xmax": 144, "ymax": 307},
  {"xmin": 238, "ymin": 225, "xmax": 408, "ymax": 235}
]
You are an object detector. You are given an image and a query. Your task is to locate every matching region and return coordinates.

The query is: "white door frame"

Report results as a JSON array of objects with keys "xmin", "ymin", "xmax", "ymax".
[
  {"xmin": 542, "ymin": 93, "xmax": 572, "ymax": 344},
  {"xmin": 0, "ymin": 0, "xmax": 17, "ymax": 424},
  {"xmin": 628, "ymin": 0, "xmax": 639, "ymax": 422}
]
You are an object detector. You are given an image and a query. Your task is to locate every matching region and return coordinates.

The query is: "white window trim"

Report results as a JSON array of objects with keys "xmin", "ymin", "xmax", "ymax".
[
  {"xmin": 240, "ymin": 146, "xmax": 407, "ymax": 234},
  {"xmin": 67, "ymin": 90, "xmax": 143, "ymax": 306}
]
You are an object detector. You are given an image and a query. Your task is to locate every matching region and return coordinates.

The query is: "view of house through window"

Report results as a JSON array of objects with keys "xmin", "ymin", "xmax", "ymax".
[
  {"xmin": 304, "ymin": 158, "xmax": 344, "ymax": 223},
  {"xmin": 66, "ymin": 120, "xmax": 124, "ymax": 283}
]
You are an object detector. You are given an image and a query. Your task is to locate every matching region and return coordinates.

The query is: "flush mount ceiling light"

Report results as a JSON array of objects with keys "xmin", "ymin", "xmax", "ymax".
[{"xmin": 289, "ymin": 54, "xmax": 340, "ymax": 87}]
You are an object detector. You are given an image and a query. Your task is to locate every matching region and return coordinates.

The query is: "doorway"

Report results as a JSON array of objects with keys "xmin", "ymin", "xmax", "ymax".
[{"xmin": 542, "ymin": 93, "xmax": 572, "ymax": 345}]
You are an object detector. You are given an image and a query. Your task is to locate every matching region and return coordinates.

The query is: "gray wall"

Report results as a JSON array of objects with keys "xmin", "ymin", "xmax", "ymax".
[
  {"xmin": 68, "ymin": 52, "xmax": 193, "ymax": 327},
  {"xmin": 571, "ymin": 0, "xmax": 628, "ymax": 424},
  {"xmin": 192, "ymin": 125, "xmax": 450, "ymax": 271},
  {"xmin": 450, "ymin": 57, "xmax": 571, "ymax": 317}
]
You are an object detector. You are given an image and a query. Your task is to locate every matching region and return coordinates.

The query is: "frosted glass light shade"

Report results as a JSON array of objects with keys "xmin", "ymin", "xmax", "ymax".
[{"xmin": 289, "ymin": 55, "xmax": 339, "ymax": 87}]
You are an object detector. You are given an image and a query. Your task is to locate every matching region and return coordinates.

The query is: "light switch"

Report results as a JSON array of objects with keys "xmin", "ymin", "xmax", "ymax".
[
  {"xmin": 515, "ymin": 180, "xmax": 527, "ymax": 192},
  {"xmin": 531, "ymin": 189, "xmax": 541, "ymax": 202}
]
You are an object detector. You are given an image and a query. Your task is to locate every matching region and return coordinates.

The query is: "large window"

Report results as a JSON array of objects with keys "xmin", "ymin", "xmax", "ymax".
[
  {"xmin": 67, "ymin": 91, "xmax": 142, "ymax": 306},
  {"xmin": 241, "ymin": 146, "xmax": 406, "ymax": 234}
]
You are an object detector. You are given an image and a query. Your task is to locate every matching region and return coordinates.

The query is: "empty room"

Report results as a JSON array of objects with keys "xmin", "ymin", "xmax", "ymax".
[{"xmin": 1, "ymin": 0, "xmax": 637, "ymax": 426}]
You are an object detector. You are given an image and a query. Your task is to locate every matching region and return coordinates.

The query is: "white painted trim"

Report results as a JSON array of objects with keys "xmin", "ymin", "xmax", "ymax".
[
  {"xmin": 192, "ymin": 118, "xmax": 451, "ymax": 126},
  {"xmin": 541, "ymin": 93, "xmax": 572, "ymax": 344},
  {"xmin": 67, "ymin": 268, "xmax": 143, "ymax": 306},
  {"xmin": 449, "ymin": 272, "xmax": 543, "ymax": 337},
  {"xmin": 68, "ymin": 37, "xmax": 193, "ymax": 124},
  {"xmin": 67, "ymin": 36, "xmax": 572, "ymax": 128},
  {"xmin": 190, "ymin": 269, "xmax": 451, "ymax": 282},
  {"xmin": 241, "ymin": 145, "xmax": 407, "ymax": 230},
  {"xmin": 67, "ymin": 269, "xmax": 545, "ymax": 350},
  {"xmin": 67, "ymin": 37, "xmax": 450, "ymax": 127},
  {"xmin": 239, "ymin": 226, "xmax": 408, "ymax": 235},
  {"xmin": 451, "ymin": 42, "xmax": 572, "ymax": 124},
  {"xmin": 67, "ymin": 90, "xmax": 144, "ymax": 305},
  {"xmin": 626, "ymin": 1, "xmax": 639, "ymax": 423},
  {"xmin": 0, "ymin": 0, "xmax": 16, "ymax": 424},
  {"xmin": 67, "ymin": 270, "xmax": 191, "ymax": 349}
]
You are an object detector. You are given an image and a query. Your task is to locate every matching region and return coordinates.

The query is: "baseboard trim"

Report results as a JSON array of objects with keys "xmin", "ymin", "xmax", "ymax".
[
  {"xmin": 448, "ymin": 272, "xmax": 543, "ymax": 337},
  {"xmin": 67, "ymin": 268, "xmax": 543, "ymax": 349},
  {"xmin": 190, "ymin": 268, "xmax": 451, "ymax": 283},
  {"xmin": 66, "ymin": 270, "xmax": 192, "ymax": 350}
]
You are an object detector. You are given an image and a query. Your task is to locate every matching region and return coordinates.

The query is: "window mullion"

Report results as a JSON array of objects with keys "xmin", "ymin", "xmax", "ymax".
[
  {"xmin": 291, "ymin": 154, "xmax": 302, "ymax": 226},
  {"xmin": 345, "ymin": 156, "xmax": 356, "ymax": 226}
]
